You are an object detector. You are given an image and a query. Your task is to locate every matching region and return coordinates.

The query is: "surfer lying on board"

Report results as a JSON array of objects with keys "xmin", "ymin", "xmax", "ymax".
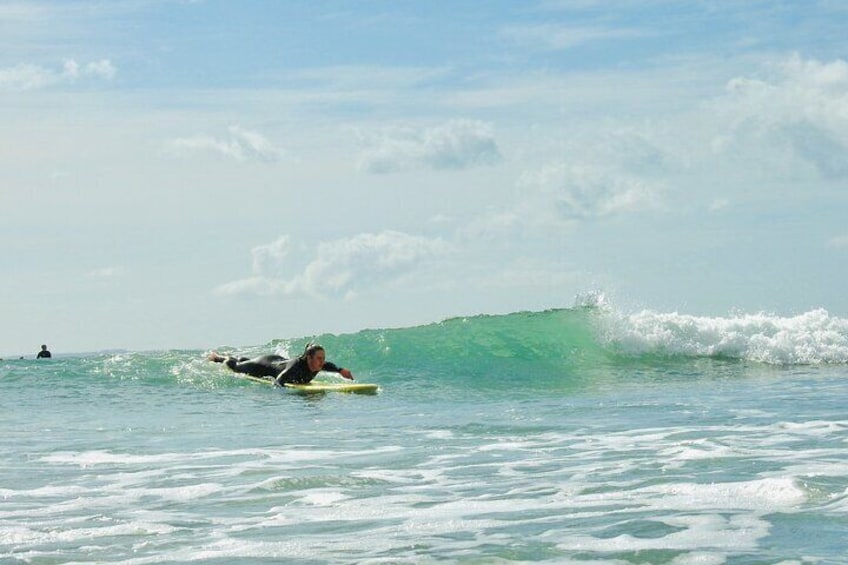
[{"xmin": 207, "ymin": 343, "xmax": 354, "ymax": 385}]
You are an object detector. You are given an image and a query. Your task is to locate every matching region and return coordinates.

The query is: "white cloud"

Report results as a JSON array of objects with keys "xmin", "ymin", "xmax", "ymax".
[
  {"xmin": 250, "ymin": 236, "xmax": 290, "ymax": 277},
  {"xmin": 214, "ymin": 276, "xmax": 285, "ymax": 297},
  {"xmin": 713, "ymin": 54, "xmax": 848, "ymax": 178},
  {"xmin": 215, "ymin": 231, "xmax": 452, "ymax": 298},
  {"xmin": 212, "ymin": 237, "xmax": 293, "ymax": 296},
  {"xmin": 0, "ymin": 59, "xmax": 115, "ymax": 91},
  {"xmin": 168, "ymin": 126, "xmax": 285, "ymax": 163},
  {"xmin": 357, "ymin": 119, "xmax": 502, "ymax": 173},
  {"xmin": 594, "ymin": 128, "xmax": 671, "ymax": 174},
  {"xmin": 0, "ymin": 64, "xmax": 55, "ymax": 91},
  {"xmin": 518, "ymin": 162, "xmax": 663, "ymax": 221},
  {"xmin": 84, "ymin": 59, "xmax": 117, "ymax": 80}
]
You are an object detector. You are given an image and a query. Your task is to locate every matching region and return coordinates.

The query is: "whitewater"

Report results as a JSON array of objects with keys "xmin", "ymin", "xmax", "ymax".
[{"xmin": 3, "ymin": 299, "xmax": 848, "ymax": 563}]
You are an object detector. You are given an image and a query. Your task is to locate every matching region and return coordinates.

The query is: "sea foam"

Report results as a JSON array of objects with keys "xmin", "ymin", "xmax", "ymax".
[{"xmin": 602, "ymin": 306, "xmax": 848, "ymax": 364}]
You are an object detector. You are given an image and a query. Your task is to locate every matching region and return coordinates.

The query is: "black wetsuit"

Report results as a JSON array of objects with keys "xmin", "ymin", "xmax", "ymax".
[
  {"xmin": 224, "ymin": 354, "xmax": 343, "ymax": 384},
  {"xmin": 36, "ymin": 350, "xmax": 51, "ymax": 359}
]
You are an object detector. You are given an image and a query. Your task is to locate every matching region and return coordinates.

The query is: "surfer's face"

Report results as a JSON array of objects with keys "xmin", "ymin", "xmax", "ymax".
[{"xmin": 307, "ymin": 349, "xmax": 325, "ymax": 372}]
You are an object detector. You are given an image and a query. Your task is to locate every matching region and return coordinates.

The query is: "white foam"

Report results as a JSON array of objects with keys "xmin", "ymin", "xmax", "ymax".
[
  {"xmin": 299, "ymin": 489, "xmax": 347, "ymax": 506},
  {"xmin": 0, "ymin": 484, "xmax": 88, "ymax": 499},
  {"xmin": 41, "ymin": 450, "xmax": 194, "ymax": 467},
  {"xmin": 670, "ymin": 552, "xmax": 726, "ymax": 565},
  {"xmin": 557, "ymin": 513, "xmax": 771, "ymax": 553},
  {"xmin": 776, "ymin": 420, "xmax": 848, "ymax": 435},
  {"xmin": 604, "ymin": 307, "xmax": 848, "ymax": 364},
  {"xmin": 648, "ymin": 477, "xmax": 807, "ymax": 511},
  {"xmin": 424, "ymin": 429, "xmax": 454, "ymax": 440},
  {"xmin": 0, "ymin": 520, "xmax": 178, "ymax": 547},
  {"xmin": 658, "ymin": 438, "xmax": 740, "ymax": 465},
  {"xmin": 143, "ymin": 483, "xmax": 223, "ymax": 501},
  {"xmin": 39, "ymin": 445, "xmax": 392, "ymax": 469}
]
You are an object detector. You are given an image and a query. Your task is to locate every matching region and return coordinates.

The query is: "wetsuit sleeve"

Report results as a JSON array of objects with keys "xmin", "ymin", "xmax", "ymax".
[
  {"xmin": 274, "ymin": 358, "xmax": 303, "ymax": 386},
  {"xmin": 322, "ymin": 361, "xmax": 343, "ymax": 373}
]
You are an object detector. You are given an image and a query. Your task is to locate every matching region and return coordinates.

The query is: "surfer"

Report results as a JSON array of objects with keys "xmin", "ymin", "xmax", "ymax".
[
  {"xmin": 207, "ymin": 343, "xmax": 354, "ymax": 385},
  {"xmin": 36, "ymin": 344, "xmax": 52, "ymax": 359}
]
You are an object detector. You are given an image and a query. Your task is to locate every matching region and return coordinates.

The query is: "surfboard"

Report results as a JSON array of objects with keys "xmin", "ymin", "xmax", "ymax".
[
  {"xmin": 284, "ymin": 382, "xmax": 380, "ymax": 394},
  {"xmin": 241, "ymin": 374, "xmax": 379, "ymax": 394}
]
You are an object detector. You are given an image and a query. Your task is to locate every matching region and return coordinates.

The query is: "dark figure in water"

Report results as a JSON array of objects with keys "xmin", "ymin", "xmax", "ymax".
[
  {"xmin": 208, "ymin": 343, "xmax": 353, "ymax": 386},
  {"xmin": 36, "ymin": 345, "xmax": 52, "ymax": 359}
]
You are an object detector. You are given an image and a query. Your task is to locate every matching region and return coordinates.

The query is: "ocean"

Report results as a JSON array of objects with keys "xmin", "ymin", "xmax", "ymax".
[{"xmin": 3, "ymin": 299, "xmax": 848, "ymax": 564}]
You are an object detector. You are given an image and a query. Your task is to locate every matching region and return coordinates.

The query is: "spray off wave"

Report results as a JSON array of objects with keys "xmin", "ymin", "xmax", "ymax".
[{"xmin": 605, "ymin": 306, "xmax": 848, "ymax": 364}]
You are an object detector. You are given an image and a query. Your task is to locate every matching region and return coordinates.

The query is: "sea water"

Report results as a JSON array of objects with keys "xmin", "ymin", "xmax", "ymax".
[{"xmin": 2, "ymin": 300, "xmax": 848, "ymax": 563}]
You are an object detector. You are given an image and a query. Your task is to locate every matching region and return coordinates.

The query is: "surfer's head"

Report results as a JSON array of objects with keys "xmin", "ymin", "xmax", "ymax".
[{"xmin": 302, "ymin": 343, "xmax": 326, "ymax": 372}]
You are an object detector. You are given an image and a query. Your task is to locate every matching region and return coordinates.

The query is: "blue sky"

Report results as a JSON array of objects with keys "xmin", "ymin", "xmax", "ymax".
[{"xmin": 2, "ymin": 0, "xmax": 847, "ymax": 355}]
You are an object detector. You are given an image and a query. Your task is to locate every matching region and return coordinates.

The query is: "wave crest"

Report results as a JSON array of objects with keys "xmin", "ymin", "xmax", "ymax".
[{"xmin": 604, "ymin": 307, "xmax": 848, "ymax": 365}]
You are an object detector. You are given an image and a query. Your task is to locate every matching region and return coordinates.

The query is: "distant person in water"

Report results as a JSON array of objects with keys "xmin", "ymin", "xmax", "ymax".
[
  {"xmin": 36, "ymin": 345, "xmax": 52, "ymax": 359},
  {"xmin": 208, "ymin": 343, "xmax": 353, "ymax": 385}
]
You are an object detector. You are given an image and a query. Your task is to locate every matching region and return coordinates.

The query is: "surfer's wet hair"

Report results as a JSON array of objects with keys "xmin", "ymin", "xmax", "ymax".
[{"xmin": 301, "ymin": 342, "xmax": 325, "ymax": 359}]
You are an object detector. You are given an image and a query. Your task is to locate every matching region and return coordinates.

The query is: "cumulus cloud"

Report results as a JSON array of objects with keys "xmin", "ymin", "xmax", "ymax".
[
  {"xmin": 215, "ymin": 230, "xmax": 452, "ymax": 298},
  {"xmin": 357, "ymin": 119, "xmax": 502, "ymax": 173},
  {"xmin": 250, "ymin": 236, "xmax": 291, "ymax": 277},
  {"xmin": 83, "ymin": 59, "xmax": 117, "ymax": 80},
  {"xmin": 168, "ymin": 126, "xmax": 284, "ymax": 163},
  {"xmin": 0, "ymin": 59, "xmax": 116, "ymax": 91},
  {"xmin": 714, "ymin": 54, "xmax": 848, "ymax": 178},
  {"xmin": 212, "ymin": 236, "xmax": 292, "ymax": 296},
  {"xmin": 779, "ymin": 121, "xmax": 848, "ymax": 178},
  {"xmin": 518, "ymin": 162, "xmax": 662, "ymax": 221},
  {"xmin": 214, "ymin": 276, "xmax": 284, "ymax": 297}
]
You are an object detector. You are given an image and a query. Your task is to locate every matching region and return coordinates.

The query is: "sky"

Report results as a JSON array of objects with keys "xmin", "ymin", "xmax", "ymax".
[{"xmin": 2, "ymin": 0, "xmax": 848, "ymax": 355}]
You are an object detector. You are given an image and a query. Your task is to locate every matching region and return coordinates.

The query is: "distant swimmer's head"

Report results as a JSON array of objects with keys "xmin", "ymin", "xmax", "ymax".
[{"xmin": 302, "ymin": 342, "xmax": 326, "ymax": 372}]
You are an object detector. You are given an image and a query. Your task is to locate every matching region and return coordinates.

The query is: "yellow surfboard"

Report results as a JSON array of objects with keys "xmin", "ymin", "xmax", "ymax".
[
  {"xmin": 284, "ymin": 382, "xmax": 380, "ymax": 394},
  {"xmin": 241, "ymin": 374, "xmax": 379, "ymax": 394}
]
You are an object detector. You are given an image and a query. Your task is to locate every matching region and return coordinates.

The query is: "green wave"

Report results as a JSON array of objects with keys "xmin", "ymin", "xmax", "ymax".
[{"xmin": 271, "ymin": 307, "xmax": 613, "ymax": 392}]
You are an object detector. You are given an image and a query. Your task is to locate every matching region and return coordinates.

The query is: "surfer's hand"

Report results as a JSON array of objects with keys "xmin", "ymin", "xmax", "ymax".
[
  {"xmin": 207, "ymin": 351, "xmax": 225, "ymax": 363},
  {"xmin": 339, "ymin": 368, "xmax": 354, "ymax": 380}
]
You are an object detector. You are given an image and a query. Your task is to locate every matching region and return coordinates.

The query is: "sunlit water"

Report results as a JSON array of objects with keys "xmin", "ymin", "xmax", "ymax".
[{"xmin": 3, "ymin": 306, "xmax": 848, "ymax": 563}]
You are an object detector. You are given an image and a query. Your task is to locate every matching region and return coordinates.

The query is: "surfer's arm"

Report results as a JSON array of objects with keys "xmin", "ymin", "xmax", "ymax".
[
  {"xmin": 273, "ymin": 370, "xmax": 286, "ymax": 387},
  {"xmin": 323, "ymin": 362, "xmax": 354, "ymax": 380},
  {"xmin": 274, "ymin": 358, "xmax": 300, "ymax": 386},
  {"xmin": 208, "ymin": 351, "xmax": 227, "ymax": 363}
]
